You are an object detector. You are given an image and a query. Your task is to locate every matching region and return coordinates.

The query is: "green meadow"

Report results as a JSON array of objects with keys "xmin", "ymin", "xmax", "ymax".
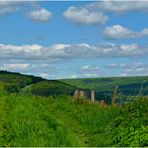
[{"xmin": 0, "ymin": 71, "xmax": 147, "ymax": 147}]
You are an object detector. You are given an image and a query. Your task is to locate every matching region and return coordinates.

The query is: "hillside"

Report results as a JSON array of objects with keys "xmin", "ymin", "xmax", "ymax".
[
  {"xmin": 0, "ymin": 71, "xmax": 77, "ymax": 97},
  {"xmin": 61, "ymin": 76, "xmax": 148, "ymax": 103},
  {"xmin": 0, "ymin": 71, "xmax": 147, "ymax": 147}
]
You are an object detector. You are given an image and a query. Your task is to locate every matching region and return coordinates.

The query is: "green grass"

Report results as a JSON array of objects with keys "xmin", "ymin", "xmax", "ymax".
[
  {"xmin": 0, "ymin": 93, "xmax": 82, "ymax": 146},
  {"xmin": 28, "ymin": 80, "xmax": 76, "ymax": 97},
  {"xmin": 0, "ymin": 90, "xmax": 117, "ymax": 146},
  {"xmin": 111, "ymin": 97, "xmax": 148, "ymax": 146},
  {"xmin": 1, "ymin": 91, "xmax": 147, "ymax": 147},
  {"xmin": 0, "ymin": 71, "xmax": 147, "ymax": 147}
]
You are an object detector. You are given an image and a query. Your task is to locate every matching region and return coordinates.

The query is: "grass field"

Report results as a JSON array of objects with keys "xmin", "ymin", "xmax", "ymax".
[
  {"xmin": 0, "ymin": 71, "xmax": 147, "ymax": 147},
  {"xmin": 0, "ymin": 91, "xmax": 116, "ymax": 146}
]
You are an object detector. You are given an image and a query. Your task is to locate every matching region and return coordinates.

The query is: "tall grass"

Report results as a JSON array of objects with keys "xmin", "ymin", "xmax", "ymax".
[
  {"xmin": 0, "ymin": 92, "xmax": 116, "ymax": 147},
  {"xmin": 0, "ymin": 90, "xmax": 147, "ymax": 147},
  {"xmin": 45, "ymin": 96, "xmax": 116, "ymax": 146},
  {"xmin": 0, "ymin": 94, "xmax": 82, "ymax": 147}
]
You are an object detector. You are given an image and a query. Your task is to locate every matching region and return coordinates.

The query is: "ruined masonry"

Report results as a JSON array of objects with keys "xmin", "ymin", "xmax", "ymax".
[{"xmin": 73, "ymin": 89, "xmax": 95, "ymax": 102}]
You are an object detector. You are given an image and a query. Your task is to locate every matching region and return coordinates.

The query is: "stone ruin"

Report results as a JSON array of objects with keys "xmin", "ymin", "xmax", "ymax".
[
  {"xmin": 73, "ymin": 89, "xmax": 95, "ymax": 102},
  {"xmin": 73, "ymin": 90, "xmax": 108, "ymax": 105},
  {"xmin": 73, "ymin": 86, "xmax": 121, "ymax": 105}
]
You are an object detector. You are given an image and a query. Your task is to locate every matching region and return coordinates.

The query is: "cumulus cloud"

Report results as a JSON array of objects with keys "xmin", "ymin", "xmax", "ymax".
[
  {"xmin": 0, "ymin": 62, "xmax": 57, "ymax": 79},
  {"xmin": 0, "ymin": 43, "xmax": 148, "ymax": 61},
  {"xmin": 124, "ymin": 63, "xmax": 148, "ymax": 75},
  {"xmin": 0, "ymin": 1, "xmax": 21, "ymax": 15},
  {"xmin": 68, "ymin": 74, "xmax": 79, "ymax": 79},
  {"xmin": 0, "ymin": 63, "xmax": 30, "ymax": 71},
  {"xmin": 68, "ymin": 65, "xmax": 101, "ymax": 79},
  {"xmin": 103, "ymin": 25, "xmax": 148, "ymax": 39},
  {"xmin": 119, "ymin": 73, "xmax": 128, "ymax": 77},
  {"xmin": 0, "ymin": 2, "xmax": 53, "ymax": 22},
  {"xmin": 106, "ymin": 62, "xmax": 148, "ymax": 76},
  {"xmin": 29, "ymin": 8, "xmax": 52, "ymax": 22},
  {"xmin": 106, "ymin": 63, "xmax": 118, "ymax": 68},
  {"xmin": 81, "ymin": 65, "xmax": 99, "ymax": 73},
  {"xmin": 88, "ymin": 1, "xmax": 148, "ymax": 13},
  {"xmin": 39, "ymin": 73, "xmax": 49, "ymax": 78},
  {"xmin": 106, "ymin": 62, "xmax": 146, "ymax": 69},
  {"xmin": 63, "ymin": 6, "xmax": 108, "ymax": 25},
  {"xmin": 68, "ymin": 73, "xmax": 100, "ymax": 79},
  {"xmin": 0, "ymin": 44, "xmax": 42, "ymax": 59}
]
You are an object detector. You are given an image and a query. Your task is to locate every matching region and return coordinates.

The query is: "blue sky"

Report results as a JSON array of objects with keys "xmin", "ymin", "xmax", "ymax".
[{"xmin": 0, "ymin": 1, "xmax": 148, "ymax": 79}]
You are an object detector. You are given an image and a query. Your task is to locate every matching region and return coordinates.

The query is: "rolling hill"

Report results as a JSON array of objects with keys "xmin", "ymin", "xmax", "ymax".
[
  {"xmin": 0, "ymin": 71, "xmax": 147, "ymax": 147},
  {"xmin": 0, "ymin": 71, "xmax": 77, "ymax": 97},
  {"xmin": 61, "ymin": 76, "xmax": 148, "ymax": 103}
]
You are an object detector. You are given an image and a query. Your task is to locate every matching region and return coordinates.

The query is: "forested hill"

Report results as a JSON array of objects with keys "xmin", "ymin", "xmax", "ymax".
[
  {"xmin": 0, "ymin": 70, "xmax": 76, "ymax": 97},
  {"xmin": 61, "ymin": 76, "xmax": 148, "ymax": 103},
  {"xmin": 1, "ymin": 71, "xmax": 148, "ymax": 104},
  {"xmin": 61, "ymin": 76, "xmax": 148, "ymax": 92}
]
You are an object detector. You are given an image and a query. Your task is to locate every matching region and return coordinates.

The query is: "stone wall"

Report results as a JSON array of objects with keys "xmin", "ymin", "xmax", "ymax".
[{"xmin": 73, "ymin": 89, "xmax": 95, "ymax": 102}]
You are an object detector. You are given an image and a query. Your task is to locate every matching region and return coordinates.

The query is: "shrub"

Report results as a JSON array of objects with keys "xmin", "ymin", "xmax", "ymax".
[
  {"xmin": 111, "ymin": 97, "xmax": 148, "ymax": 147},
  {"xmin": 4, "ymin": 84, "xmax": 20, "ymax": 93}
]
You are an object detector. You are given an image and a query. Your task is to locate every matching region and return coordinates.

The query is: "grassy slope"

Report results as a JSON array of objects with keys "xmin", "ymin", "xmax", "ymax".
[
  {"xmin": 24, "ymin": 80, "xmax": 76, "ymax": 97},
  {"xmin": 0, "ymin": 91, "xmax": 116, "ymax": 146},
  {"xmin": 0, "ymin": 88, "xmax": 147, "ymax": 147},
  {"xmin": 61, "ymin": 77, "xmax": 148, "ymax": 103},
  {"xmin": 0, "ymin": 71, "xmax": 43, "ymax": 86},
  {"xmin": 0, "ymin": 71, "xmax": 77, "ymax": 97},
  {"xmin": 61, "ymin": 76, "xmax": 148, "ymax": 92},
  {"xmin": 0, "ymin": 72, "xmax": 147, "ymax": 147}
]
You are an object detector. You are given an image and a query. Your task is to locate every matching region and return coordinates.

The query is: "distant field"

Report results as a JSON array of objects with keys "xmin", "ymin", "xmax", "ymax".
[
  {"xmin": 61, "ymin": 76, "xmax": 148, "ymax": 103},
  {"xmin": 61, "ymin": 76, "xmax": 148, "ymax": 91}
]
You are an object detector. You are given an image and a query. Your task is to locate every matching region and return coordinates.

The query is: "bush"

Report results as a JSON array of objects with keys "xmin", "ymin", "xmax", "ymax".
[
  {"xmin": 4, "ymin": 84, "xmax": 20, "ymax": 93},
  {"xmin": 31, "ymin": 81, "xmax": 76, "ymax": 97},
  {"xmin": 111, "ymin": 97, "xmax": 148, "ymax": 147}
]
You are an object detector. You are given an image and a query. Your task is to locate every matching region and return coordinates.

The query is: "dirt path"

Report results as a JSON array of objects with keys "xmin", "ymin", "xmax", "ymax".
[{"xmin": 48, "ymin": 103, "xmax": 89, "ymax": 147}]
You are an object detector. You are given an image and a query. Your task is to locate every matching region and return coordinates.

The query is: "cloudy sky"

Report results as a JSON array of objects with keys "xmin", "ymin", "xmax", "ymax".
[{"xmin": 0, "ymin": 1, "xmax": 148, "ymax": 79}]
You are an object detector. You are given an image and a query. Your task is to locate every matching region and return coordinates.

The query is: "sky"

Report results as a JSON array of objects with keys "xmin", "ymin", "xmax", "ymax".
[{"xmin": 0, "ymin": 1, "xmax": 148, "ymax": 79}]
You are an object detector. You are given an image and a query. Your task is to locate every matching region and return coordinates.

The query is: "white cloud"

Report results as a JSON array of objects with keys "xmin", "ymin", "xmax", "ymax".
[
  {"xmin": 88, "ymin": 1, "xmax": 148, "ymax": 13},
  {"xmin": 119, "ymin": 73, "xmax": 128, "ymax": 77},
  {"xmin": 77, "ymin": 65, "xmax": 100, "ymax": 78},
  {"xmin": 58, "ymin": 65, "xmax": 101, "ymax": 79},
  {"xmin": 29, "ymin": 8, "xmax": 52, "ymax": 22},
  {"xmin": 81, "ymin": 65, "xmax": 99, "ymax": 72},
  {"xmin": 39, "ymin": 73, "xmax": 49, "ymax": 78},
  {"xmin": 125, "ymin": 68, "xmax": 148, "ymax": 76},
  {"xmin": 0, "ymin": 1, "xmax": 21, "ymax": 15},
  {"xmin": 0, "ymin": 43, "xmax": 148, "ymax": 60},
  {"xmin": 106, "ymin": 62, "xmax": 145, "ymax": 69},
  {"xmin": 103, "ymin": 25, "xmax": 148, "ymax": 39},
  {"xmin": 0, "ymin": 62, "xmax": 57, "ymax": 79},
  {"xmin": 82, "ymin": 73, "xmax": 100, "ymax": 78},
  {"xmin": 106, "ymin": 62, "xmax": 148, "ymax": 76},
  {"xmin": 107, "ymin": 62, "xmax": 146, "ymax": 69},
  {"xmin": 106, "ymin": 63, "xmax": 118, "ymax": 68},
  {"xmin": 0, "ymin": 2, "xmax": 53, "ymax": 23},
  {"xmin": 68, "ymin": 73, "xmax": 100, "ymax": 79},
  {"xmin": 63, "ymin": 6, "xmax": 108, "ymax": 25},
  {"xmin": 0, "ymin": 44, "xmax": 42, "ymax": 59},
  {"xmin": 68, "ymin": 74, "xmax": 79, "ymax": 79},
  {"xmin": 0, "ymin": 63, "xmax": 30, "ymax": 71}
]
